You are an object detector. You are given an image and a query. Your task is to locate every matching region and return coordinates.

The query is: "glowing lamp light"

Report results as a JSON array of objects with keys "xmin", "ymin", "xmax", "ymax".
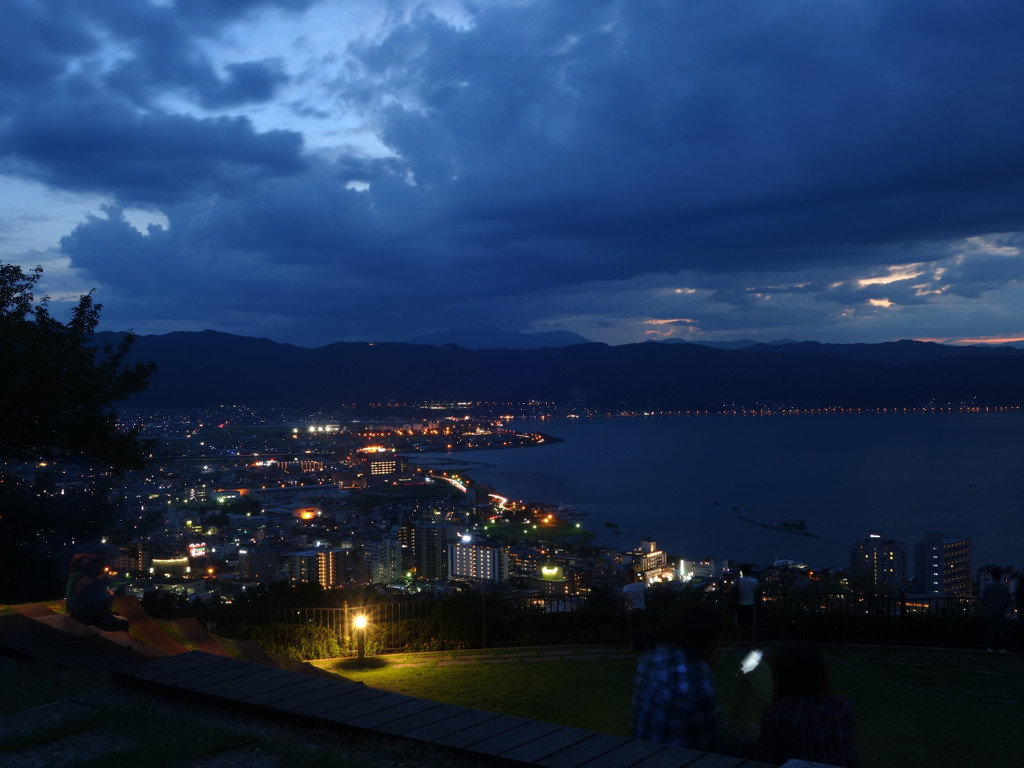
[{"xmin": 353, "ymin": 614, "xmax": 368, "ymax": 630}]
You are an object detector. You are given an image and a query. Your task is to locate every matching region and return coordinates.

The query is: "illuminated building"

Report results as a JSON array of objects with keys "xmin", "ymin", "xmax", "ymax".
[
  {"xmin": 941, "ymin": 535, "xmax": 973, "ymax": 598},
  {"xmin": 850, "ymin": 530, "xmax": 906, "ymax": 594},
  {"xmin": 679, "ymin": 559, "xmax": 725, "ymax": 582},
  {"xmin": 915, "ymin": 531, "xmax": 973, "ymax": 597},
  {"xmin": 633, "ymin": 539, "xmax": 668, "ymax": 579},
  {"xmin": 151, "ymin": 556, "xmax": 190, "ymax": 578},
  {"xmin": 364, "ymin": 530, "xmax": 404, "ymax": 585},
  {"xmin": 361, "ymin": 453, "xmax": 413, "ymax": 487},
  {"xmin": 525, "ymin": 562, "xmax": 570, "ymax": 594},
  {"xmin": 288, "ymin": 548, "xmax": 348, "ymax": 587},
  {"xmin": 448, "ymin": 534, "xmax": 510, "ymax": 584},
  {"xmin": 284, "ymin": 460, "xmax": 325, "ymax": 474},
  {"xmin": 291, "ymin": 505, "xmax": 321, "ymax": 521}
]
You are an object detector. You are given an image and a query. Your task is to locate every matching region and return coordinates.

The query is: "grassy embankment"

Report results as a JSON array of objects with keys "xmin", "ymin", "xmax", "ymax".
[{"xmin": 320, "ymin": 643, "xmax": 1020, "ymax": 768}]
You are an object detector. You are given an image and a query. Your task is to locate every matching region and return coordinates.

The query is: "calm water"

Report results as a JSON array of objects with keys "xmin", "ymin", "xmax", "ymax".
[{"xmin": 418, "ymin": 413, "xmax": 1024, "ymax": 570}]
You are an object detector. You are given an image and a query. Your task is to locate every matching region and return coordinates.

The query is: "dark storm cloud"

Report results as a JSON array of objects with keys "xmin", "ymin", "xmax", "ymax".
[
  {"xmin": 8, "ymin": 97, "xmax": 305, "ymax": 206},
  {"xmin": 8, "ymin": 0, "xmax": 1024, "ymax": 344},
  {"xmin": 342, "ymin": 1, "xmax": 1024, "ymax": 280},
  {"xmin": 0, "ymin": 1, "xmax": 300, "ymax": 110},
  {"xmin": 0, "ymin": 1, "xmax": 96, "ymax": 105},
  {"xmin": 90, "ymin": 0, "xmax": 291, "ymax": 109},
  {"xmin": 173, "ymin": 0, "xmax": 319, "ymax": 27}
]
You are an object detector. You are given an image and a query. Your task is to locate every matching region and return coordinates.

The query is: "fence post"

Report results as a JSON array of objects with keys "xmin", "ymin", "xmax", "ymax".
[
  {"xmin": 481, "ymin": 594, "xmax": 488, "ymax": 649},
  {"xmin": 343, "ymin": 600, "xmax": 349, "ymax": 648},
  {"xmin": 898, "ymin": 592, "xmax": 906, "ymax": 645}
]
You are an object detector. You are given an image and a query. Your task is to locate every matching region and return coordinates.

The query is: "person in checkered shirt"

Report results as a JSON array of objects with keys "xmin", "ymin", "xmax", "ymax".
[{"xmin": 631, "ymin": 603, "xmax": 724, "ymax": 751}]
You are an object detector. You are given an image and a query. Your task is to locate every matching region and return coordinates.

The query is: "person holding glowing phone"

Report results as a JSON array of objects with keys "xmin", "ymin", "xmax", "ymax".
[{"xmin": 756, "ymin": 643, "xmax": 858, "ymax": 768}]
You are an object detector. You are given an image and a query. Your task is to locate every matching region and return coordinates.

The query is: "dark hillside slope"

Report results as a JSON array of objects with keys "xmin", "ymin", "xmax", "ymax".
[{"xmin": 101, "ymin": 332, "xmax": 1024, "ymax": 409}]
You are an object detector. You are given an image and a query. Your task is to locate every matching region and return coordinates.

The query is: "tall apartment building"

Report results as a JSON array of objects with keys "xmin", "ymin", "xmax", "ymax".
[
  {"xmin": 941, "ymin": 535, "xmax": 973, "ymax": 597},
  {"xmin": 914, "ymin": 531, "xmax": 973, "ymax": 597},
  {"xmin": 364, "ymin": 530, "xmax": 405, "ymax": 585},
  {"xmin": 414, "ymin": 522, "xmax": 456, "ymax": 580},
  {"xmin": 448, "ymin": 534, "xmax": 510, "ymax": 584},
  {"xmin": 850, "ymin": 530, "xmax": 907, "ymax": 594},
  {"xmin": 288, "ymin": 548, "xmax": 348, "ymax": 587},
  {"xmin": 238, "ymin": 548, "xmax": 281, "ymax": 583}
]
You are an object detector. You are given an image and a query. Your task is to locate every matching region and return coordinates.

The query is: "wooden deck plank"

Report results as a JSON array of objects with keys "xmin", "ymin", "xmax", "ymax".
[
  {"xmin": 286, "ymin": 686, "xmax": 390, "ymax": 718},
  {"xmin": 536, "ymin": 733, "xmax": 633, "ymax": 768},
  {"xmin": 373, "ymin": 702, "xmax": 472, "ymax": 736},
  {"xmin": 401, "ymin": 709, "xmax": 503, "ymax": 743},
  {"xmin": 201, "ymin": 669, "xmax": 298, "ymax": 699},
  {"xmin": 304, "ymin": 692, "xmax": 415, "ymax": 724},
  {"xmin": 165, "ymin": 661, "xmax": 271, "ymax": 691},
  {"xmin": 105, "ymin": 644, "xmax": 773, "ymax": 768},
  {"xmin": 0, "ymin": 615, "xmax": 140, "ymax": 672},
  {"xmin": 575, "ymin": 739, "xmax": 674, "ymax": 768},
  {"xmin": 468, "ymin": 720, "xmax": 565, "ymax": 756},
  {"xmin": 170, "ymin": 660, "xmax": 272, "ymax": 690},
  {"xmin": 499, "ymin": 726, "xmax": 598, "ymax": 763},
  {"xmin": 678, "ymin": 753, "xmax": 745, "ymax": 768},
  {"xmin": 192, "ymin": 665, "xmax": 298, "ymax": 694},
  {"xmin": 238, "ymin": 675, "xmax": 340, "ymax": 706},
  {"xmin": 115, "ymin": 650, "xmax": 213, "ymax": 676},
  {"xmin": 435, "ymin": 714, "xmax": 532, "ymax": 749},
  {"xmin": 265, "ymin": 680, "xmax": 371, "ymax": 712},
  {"xmin": 344, "ymin": 698, "xmax": 443, "ymax": 730},
  {"xmin": 617, "ymin": 745, "xmax": 716, "ymax": 768},
  {"xmin": 128, "ymin": 653, "xmax": 238, "ymax": 683}
]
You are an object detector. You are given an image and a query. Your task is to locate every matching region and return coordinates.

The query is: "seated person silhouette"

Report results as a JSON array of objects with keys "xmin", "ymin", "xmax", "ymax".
[
  {"xmin": 756, "ymin": 643, "xmax": 858, "ymax": 768},
  {"xmin": 67, "ymin": 553, "xmax": 129, "ymax": 631}
]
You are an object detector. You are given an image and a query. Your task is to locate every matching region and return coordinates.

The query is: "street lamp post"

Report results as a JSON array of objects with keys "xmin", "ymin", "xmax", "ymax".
[{"xmin": 354, "ymin": 614, "xmax": 368, "ymax": 662}]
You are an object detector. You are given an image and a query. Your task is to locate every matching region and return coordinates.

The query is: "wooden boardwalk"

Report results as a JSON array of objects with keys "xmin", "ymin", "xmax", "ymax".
[
  {"xmin": 112, "ymin": 651, "xmax": 778, "ymax": 768},
  {"xmin": 0, "ymin": 613, "xmax": 146, "ymax": 673}
]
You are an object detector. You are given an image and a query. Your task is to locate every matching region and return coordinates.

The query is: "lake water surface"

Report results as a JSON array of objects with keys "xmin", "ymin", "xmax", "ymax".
[{"xmin": 417, "ymin": 412, "xmax": 1024, "ymax": 570}]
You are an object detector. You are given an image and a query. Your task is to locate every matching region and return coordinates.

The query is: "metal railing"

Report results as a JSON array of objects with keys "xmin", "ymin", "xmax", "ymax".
[{"xmin": 207, "ymin": 591, "xmax": 1009, "ymax": 657}]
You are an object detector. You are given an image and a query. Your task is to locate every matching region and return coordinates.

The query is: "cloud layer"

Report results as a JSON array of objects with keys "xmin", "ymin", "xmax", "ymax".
[{"xmin": 4, "ymin": 0, "xmax": 1024, "ymax": 345}]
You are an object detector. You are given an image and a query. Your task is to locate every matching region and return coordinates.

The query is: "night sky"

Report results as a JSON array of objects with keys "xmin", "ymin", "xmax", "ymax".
[{"xmin": 4, "ymin": 0, "xmax": 1024, "ymax": 348}]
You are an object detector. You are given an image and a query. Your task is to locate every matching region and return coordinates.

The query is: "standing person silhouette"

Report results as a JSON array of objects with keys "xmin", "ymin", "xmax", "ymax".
[
  {"xmin": 735, "ymin": 565, "xmax": 759, "ymax": 644},
  {"xmin": 621, "ymin": 571, "xmax": 648, "ymax": 653},
  {"xmin": 982, "ymin": 566, "xmax": 1011, "ymax": 653}
]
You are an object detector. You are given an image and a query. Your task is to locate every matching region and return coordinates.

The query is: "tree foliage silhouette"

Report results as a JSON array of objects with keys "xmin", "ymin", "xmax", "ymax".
[
  {"xmin": 0, "ymin": 263, "xmax": 154, "ymax": 468},
  {"xmin": 1, "ymin": 263, "xmax": 155, "ymax": 600}
]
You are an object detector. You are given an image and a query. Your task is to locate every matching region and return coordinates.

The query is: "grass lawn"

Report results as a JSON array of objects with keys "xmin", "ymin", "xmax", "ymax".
[{"xmin": 318, "ymin": 644, "xmax": 1022, "ymax": 768}]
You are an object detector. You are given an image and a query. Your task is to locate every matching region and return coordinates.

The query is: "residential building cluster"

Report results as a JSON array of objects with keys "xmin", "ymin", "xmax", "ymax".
[{"xmin": 16, "ymin": 405, "xmax": 1012, "ymax": 608}]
